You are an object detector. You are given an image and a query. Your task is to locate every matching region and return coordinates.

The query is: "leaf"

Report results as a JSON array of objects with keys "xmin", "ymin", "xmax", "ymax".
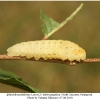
[
  {"xmin": 40, "ymin": 9, "xmax": 60, "ymax": 36},
  {"xmin": 0, "ymin": 69, "xmax": 42, "ymax": 93},
  {"xmin": 40, "ymin": 4, "xmax": 83, "ymax": 40}
]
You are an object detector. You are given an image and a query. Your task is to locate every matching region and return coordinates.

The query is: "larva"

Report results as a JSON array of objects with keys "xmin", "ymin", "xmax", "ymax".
[{"xmin": 7, "ymin": 40, "xmax": 86, "ymax": 62}]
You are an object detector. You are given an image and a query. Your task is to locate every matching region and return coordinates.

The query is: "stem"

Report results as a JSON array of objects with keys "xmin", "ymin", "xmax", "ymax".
[
  {"xmin": 42, "ymin": 3, "xmax": 83, "ymax": 40},
  {"xmin": 83, "ymin": 58, "xmax": 100, "ymax": 63},
  {"xmin": 1, "ymin": 54, "xmax": 100, "ymax": 65}
]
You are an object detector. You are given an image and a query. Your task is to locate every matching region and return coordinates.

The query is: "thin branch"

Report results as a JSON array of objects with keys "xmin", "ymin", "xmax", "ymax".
[
  {"xmin": 42, "ymin": 3, "xmax": 83, "ymax": 40},
  {"xmin": 83, "ymin": 58, "xmax": 100, "ymax": 63},
  {"xmin": 1, "ymin": 54, "xmax": 100, "ymax": 66}
]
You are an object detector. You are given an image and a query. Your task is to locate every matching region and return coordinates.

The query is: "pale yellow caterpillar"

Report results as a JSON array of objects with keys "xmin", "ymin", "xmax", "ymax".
[{"xmin": 7, "ymin": 40, "xmax": 86, "ymax": 63}]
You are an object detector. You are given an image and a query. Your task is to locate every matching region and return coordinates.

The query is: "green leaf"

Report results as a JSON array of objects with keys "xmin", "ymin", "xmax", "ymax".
[
  {"xmin": 40, "ymin": 9, "xmax": 60, "ymax": 36},
  {"xmin": 0, "ymin": 69, "xmax": 42, "ymax": 93},
  {"xmin": 40, "ymin": 4, "xmax": 83, "ymax": 40}
]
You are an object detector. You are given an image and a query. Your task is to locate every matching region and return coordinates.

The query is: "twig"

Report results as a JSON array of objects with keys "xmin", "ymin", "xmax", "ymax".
[
  {"xmin": 1, "ymin": 54, "xmax": 100, "ymax": 66},
  {"xmin": 42, "ymin": 3, "xmax": 83, "ymax": 40},
  {"xmin": 83, "ymin": 58, "xmax": 100, "ymax": 63}
]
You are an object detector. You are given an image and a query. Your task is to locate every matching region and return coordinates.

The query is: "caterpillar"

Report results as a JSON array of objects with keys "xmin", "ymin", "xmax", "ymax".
[{"xmin": 7, "ymin": 40, "xmax": 86, "ymax": 63}]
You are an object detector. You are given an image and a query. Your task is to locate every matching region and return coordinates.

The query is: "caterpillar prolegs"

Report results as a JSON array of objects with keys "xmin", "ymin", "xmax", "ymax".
[{"xmin": 7, "ymin": 40, "xmax": 86, "ymax": 65}]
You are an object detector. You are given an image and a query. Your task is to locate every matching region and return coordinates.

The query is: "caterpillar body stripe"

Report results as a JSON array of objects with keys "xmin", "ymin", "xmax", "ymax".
[{"xmin": 7, "ymin": 40, "xmax": 86, "ymax": 62}]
